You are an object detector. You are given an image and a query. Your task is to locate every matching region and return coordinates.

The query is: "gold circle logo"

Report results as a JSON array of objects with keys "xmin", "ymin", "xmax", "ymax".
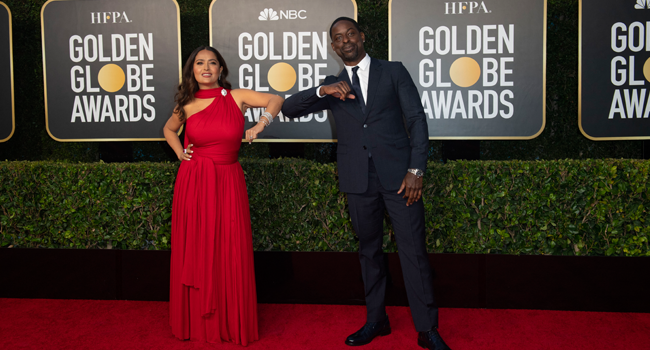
[
  {"xmin": 98, "ymin": 64, "xmax": 126, "ymax": 93},
  {"xmin": 644, "ymin": 57, "xmax": 650, "ymax": 83},
  {"xmin": 449, "ymin": 57, "xmax": 481, "ymax": 88},
  {"xmin": 267, "ymin": 63, "xmax": 296, "ymax": 92}
]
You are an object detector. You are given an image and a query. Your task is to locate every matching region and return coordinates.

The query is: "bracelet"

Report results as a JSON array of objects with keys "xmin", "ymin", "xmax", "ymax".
[{"xmin": 261, "ymin": 111, "xmax": 274, "ymax": 126}]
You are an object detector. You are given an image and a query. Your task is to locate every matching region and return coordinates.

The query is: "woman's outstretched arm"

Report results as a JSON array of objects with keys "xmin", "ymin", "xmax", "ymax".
[{"xmin": 231, "ymin": 90, "xmax": 284, "ymax": 143}]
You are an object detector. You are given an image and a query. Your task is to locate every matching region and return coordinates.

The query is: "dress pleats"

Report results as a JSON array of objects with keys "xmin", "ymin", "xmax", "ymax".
[{"xmin": 169, "ymin": 88, "xmax": 258, "ymax": 346}]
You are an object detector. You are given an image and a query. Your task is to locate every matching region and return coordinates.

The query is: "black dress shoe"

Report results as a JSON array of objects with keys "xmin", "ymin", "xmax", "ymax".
[
  {"xmin": 344, "ymin": 317, "xmax": 391, "ymax": 346},
  {"xmin": 418, "ymin": 328, "xmax": 451, "ymax": 350}
]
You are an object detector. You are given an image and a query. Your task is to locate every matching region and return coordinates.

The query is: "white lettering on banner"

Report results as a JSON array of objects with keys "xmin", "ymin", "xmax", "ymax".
[
  {"xmin": 85, "ymin": 65, "xmax": 100, "ymax": 92},
  {"xmin": 299, "ymin": 64, "xmax": 312, "ymax": 90},
  {"xmin": 444, "ymin": 2, "xmax": 491, "ymax": 15},
  {"xmin": 67, "ymin": 32, "xmax": 157, "ymax": 123},
  {"xmin": 419, "ymin": 24, "xmax": 514, "ymax": 56},
  {"xmin": 417, "ymin": 24, "xmax": 516, "ymax": 121},
  {"xmin": 283, "ymin": 32, "xmax": 297, "ymax": 59},
  {"xmin": 69, "ymin": 34, "xmax": 153, "ymax": 62},
  {"xmin": 254, "ymin": 64, "xmax": 269, "ymax": 91},
  {"xmin": 279, "ymin": 10, "xmax": 307, "ymax": 20},
  {"xmin": 236, "ymin": 29, "xmax": 330, "ymax": 123},
  {"xmin": 421, "ymin": 89, "xmax": 514, "ymax": 120},
  {"xmin": 606, "ymin": 22, "xmax": 650, "ymax": 122},
  {"xmin": 608, "ymin": 89, "xmax": 650, "ymax": 119},
  {"xmin": 70, "ymin": 66, "xmax": 84, "ymax": 93},
  {"xmin": 418, "ymin": 57, "xmax": 513, "ymax": 88},
  {"xmin": 239, "ymin": 32, "xmax": 327, "ymax": 61},
  {"xmin": 419, "ymin": 59, "xmax": 434, "ymax": 87},
  {"xmin": 239, "ymin": 63, "xmax": 327, "ymax": 93},
  {"xmin": 610, "ymin": 22, "xmax": 650, "ymax": 53},
  {"xmin": 610, "ymin": 56, "xmax": 646, "ymax": 86},
  {"xmin": 70, "ymin": 94, "xmax": 155, "ymax": 123},
  {"xmin": 239, "ymin": 64, "xmax": 253, "ymax": 89},
  {"xmin": 259, "ymin": 8, "xmax": 307, "ymax": 21},
  {"xmin": 90, "ymin": 11, "xmax": 132, "ymax": 24}
]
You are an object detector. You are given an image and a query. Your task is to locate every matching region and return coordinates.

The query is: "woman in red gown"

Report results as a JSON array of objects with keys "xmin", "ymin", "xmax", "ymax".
[{"xmin": 163, "ymin": 46, "xmax": 283, "ymax": 345}]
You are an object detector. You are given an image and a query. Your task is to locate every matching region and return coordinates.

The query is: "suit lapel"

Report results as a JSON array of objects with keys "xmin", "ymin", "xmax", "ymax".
[
  {"xmin": 337, "ymin": 70, "xmax": 366, "ymax": 124},
  {"xmin": 363, "ymin": 58, "xmax": 382, "ymax": 121}
]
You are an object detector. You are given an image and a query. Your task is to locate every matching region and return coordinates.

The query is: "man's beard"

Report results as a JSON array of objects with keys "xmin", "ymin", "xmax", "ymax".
[{"xmin": 340, "ymin": 45, "xmax": 359, "ymax": 62}]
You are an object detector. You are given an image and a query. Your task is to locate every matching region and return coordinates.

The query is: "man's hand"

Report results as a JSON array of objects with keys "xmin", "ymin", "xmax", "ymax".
[
  {"xmin": 397, "ymin": 172, "xmax": 423, "ymax": 206},
  {"xmin": 320, "ymin": 82, "xmax": 356, "ymax": 101}
]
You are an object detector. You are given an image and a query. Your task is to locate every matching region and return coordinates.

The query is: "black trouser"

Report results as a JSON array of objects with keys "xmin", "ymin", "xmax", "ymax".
[{"xmin": 346, "ymin": 158, "xmax": 438, "ymax": 332}]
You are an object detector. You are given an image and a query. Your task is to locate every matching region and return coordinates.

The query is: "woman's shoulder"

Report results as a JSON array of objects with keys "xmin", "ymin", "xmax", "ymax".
[
  {"xmin": 229, "ymin": 88, "xmax": 261, "ymax": 102},
  {"xmin": 182, "ymin": 97, "xmax": 213, "ymax": 118},
  {"xmin": 229, "ymin": 88, "xmax": 251, "ymax": 96},
  {"xmin": 179, "ymin": 98, "xmax": 198, "ymax": 111}
]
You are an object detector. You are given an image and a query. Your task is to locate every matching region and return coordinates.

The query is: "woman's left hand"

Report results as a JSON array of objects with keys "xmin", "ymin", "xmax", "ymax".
[{"xmin": 245, "ymin": 123, "xmax": 265, "ymax": 144}]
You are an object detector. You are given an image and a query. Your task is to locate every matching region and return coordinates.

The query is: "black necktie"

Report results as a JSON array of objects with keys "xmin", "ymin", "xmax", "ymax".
[{"xmin": 351, "ymin": 66, "xmax": 366, "ymax": 114}]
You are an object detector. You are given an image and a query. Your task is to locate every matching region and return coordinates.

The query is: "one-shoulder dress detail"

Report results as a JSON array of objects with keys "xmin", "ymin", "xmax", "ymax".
[{"xmin": 169, "ymin": 88, "xmax": 258, "ymax": 345}]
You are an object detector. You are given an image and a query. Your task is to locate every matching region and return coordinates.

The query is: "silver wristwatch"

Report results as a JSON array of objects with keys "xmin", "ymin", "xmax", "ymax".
[{"xmin": 407, "ymin": 168, "xmax": 424, "ymax": 178}]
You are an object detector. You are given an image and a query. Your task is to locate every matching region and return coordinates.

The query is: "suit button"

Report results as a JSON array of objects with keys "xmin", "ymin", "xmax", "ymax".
[
  {"xmin": 363, "ymin": 124, "xmax": 368, "ymax": 128},
  {"xmin": 363, "ymin": 146, "xmax": 367, "ymax": 150}
]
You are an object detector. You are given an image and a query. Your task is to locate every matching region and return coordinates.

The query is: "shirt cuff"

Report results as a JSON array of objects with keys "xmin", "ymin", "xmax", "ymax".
[{"xmin": 315, "ymin": 85, "xmax": 326, "ymax": 98}]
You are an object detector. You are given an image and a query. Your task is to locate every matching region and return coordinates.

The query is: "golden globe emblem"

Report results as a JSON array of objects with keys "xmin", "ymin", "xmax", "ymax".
[
  {"xmin": 98, "ymin": 64, "xmax": 126, "ymax": 93},
  {"xmin": 449, "ymin": 57, "xmax": 481, "ymax": 88},
  {"xmin": 644, "ymin": 57, "xmax": 650, "ymax": 83},
  {"xmin": 267, "ymin": 63, "xmax": 296, "ymax": 92}
]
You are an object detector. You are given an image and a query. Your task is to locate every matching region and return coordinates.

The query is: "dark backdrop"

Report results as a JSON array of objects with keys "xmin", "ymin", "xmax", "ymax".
[{"xmin": 0, "ymin": 0, "xmax": 644, "ymax": 162}]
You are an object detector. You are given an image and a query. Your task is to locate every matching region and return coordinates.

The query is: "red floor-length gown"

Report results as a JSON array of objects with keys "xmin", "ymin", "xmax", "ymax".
[{"xmin": 169, "ymin": 87, "xmax": 258, "ymax": 345}]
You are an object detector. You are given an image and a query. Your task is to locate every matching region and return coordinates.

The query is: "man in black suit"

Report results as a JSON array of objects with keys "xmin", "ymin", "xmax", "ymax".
[{"xmin": 281, "ymin": 17, "xmax": 451, "ymax": 349}]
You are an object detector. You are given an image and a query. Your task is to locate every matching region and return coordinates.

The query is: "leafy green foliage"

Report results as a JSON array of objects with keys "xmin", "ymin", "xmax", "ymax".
[
  {"xmin": 0, "ymin": 161, "xmax": 175, "ymax": 249},
  {"xmin": 427, "ymin": 159, "xmax": 649, "ymax": 256},
  {"xmin": 2, "ymin": 159, "xmax": 648, "ymax": 256}
]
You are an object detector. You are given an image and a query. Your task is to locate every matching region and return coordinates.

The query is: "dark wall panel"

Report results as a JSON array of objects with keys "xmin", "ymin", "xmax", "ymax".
[{"xmin": 2, "ymin": 249, "xmax": 649, "ymax": 313}]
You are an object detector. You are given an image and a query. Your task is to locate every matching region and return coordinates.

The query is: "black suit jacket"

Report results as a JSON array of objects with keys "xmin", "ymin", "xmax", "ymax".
[{"xmin": 282, "ymin": 57, "xmax": 429, "ymax": 194}]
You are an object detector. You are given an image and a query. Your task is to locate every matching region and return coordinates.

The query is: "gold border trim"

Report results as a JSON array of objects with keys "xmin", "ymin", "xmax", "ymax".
[
  {"xmin": 241, "ymin": 139, "xmax": 338, "ymax": 143},
  {"xmin": 389, "ymin": 0, "xmax": 548, "ymax": 140},
  {"xmin": 209, "ymin": 0, "xmax": 215, "ymax": 47},
  {"xmin": 41, "ymin": 0, "xmax": 183, "ymax": 142},
  {"xmin": 0, "ymin": 1, "xmax": 14, "ymax": 142},
  {"xmin": 388, "ymin": 0, "xmax": 392, "ymax": 61},
  {"xmin": 578, "ymin": 0, "xmax": 650, "ymax": 141}
]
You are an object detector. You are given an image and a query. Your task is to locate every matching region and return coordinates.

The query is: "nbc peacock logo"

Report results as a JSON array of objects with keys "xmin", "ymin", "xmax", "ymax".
[
  {"xmin": 635, "ymin": 0, "xmax": 650, "ymax": 9},
  {"xmin": 258, "ymin": 8, "xmax": 279, "ymax": 21}
]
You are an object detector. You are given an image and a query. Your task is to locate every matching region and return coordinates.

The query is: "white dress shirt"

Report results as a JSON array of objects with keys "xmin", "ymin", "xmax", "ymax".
[{"xmin": 317, "ymin": 53, "xmax": 371, "ymax": 103}]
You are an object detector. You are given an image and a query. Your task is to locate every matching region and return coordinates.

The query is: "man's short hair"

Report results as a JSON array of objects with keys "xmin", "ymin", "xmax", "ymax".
[{"xmin": 329, "ymin": 17, "xmax": 362, "ymax": 39}]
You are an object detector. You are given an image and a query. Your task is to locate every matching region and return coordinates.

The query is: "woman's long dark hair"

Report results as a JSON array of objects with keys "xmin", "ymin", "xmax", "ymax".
[{"xmin": 174, "ymin": 46, "xmax": 232, "ymax": 122}]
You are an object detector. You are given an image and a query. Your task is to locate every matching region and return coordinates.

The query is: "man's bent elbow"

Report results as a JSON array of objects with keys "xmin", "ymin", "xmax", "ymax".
[{"xmin": 280, "ymin": 107, "xmax": 302, "ymax": 119}]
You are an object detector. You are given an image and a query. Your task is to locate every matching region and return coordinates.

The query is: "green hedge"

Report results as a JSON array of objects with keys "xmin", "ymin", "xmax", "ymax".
[{"xmin": 1, "ymin": 159, "xmax": 648, "ymax": 256}]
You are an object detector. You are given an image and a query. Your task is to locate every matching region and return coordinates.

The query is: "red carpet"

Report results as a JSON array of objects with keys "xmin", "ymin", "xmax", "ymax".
[{"xmin": 1, "ymin": 299, "xmax": 649, "ymax": 349}]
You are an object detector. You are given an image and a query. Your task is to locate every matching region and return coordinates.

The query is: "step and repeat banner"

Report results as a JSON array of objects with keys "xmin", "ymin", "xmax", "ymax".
[
  {"xmin": 42, "ymin": 0, "xmax": 181, "ymax": 141},
  {"xmin": 580, "ymin": 0, "xmax": 650, "ymax": 140},
  {"xmin": 0, "ymin": 1, "xmax": 13, "ymax": 142},
  {"xmin": 210, "ymin": 0, "xmax": 357, "ymax": 141},
  {"xmin": 390, "ymin": 0, "xmax": 547, "ymax": 139}
]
